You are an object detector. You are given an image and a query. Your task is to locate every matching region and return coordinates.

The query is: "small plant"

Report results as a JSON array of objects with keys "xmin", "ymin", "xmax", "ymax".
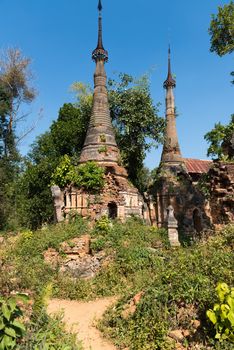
[
  {"xmin": 95, "ymin": 216, "xmax": 111, "ymax": 234},
  {"xmin": 91, "ymin": 238, "xmax": 106, "ymax": 252},
  {"xmin": 99, "ymin": 134, "xmax": 106, "ymax": 143},
  {"xmin": 196, "ymin": 174, "xmax": 211, "ymax": 199},
  {"xmin": 0, "ymin": 294, "xmax": 29, "ymax": 349},
  {"xmin": 98, "ymin": 145, "xmax": 108, "ymax": 154},
  {"xmin": 206, "ymin": 282, "xmax": 234, "ymax": 342}
]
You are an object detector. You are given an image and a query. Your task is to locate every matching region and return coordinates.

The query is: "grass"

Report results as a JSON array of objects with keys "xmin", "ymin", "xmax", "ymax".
[{"xmin": 0, "ymin": 217, "xmax": 233, "ymax": 349}]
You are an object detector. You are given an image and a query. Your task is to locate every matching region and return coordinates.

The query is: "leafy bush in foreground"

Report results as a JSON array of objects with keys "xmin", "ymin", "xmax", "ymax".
[
  {"xmin": 207, "ymin": 282, "xmax": 234, "ymax": 343},
  {"xmin": 0, "ymin": 294, "xmax": 28, "ymax": 350}
]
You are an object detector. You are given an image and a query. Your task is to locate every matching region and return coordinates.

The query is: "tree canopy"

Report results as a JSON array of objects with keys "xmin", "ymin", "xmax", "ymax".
[
  {"xmin": 0, "ymin": 48, "xmax": 35, "ymax": 230},
  {"xmin": 204, "ymin": 114, "xmax": 234, "ymax": 161},
  {"xmin": 108, "ymin": 73, "xmax": 164, "ymax": 190},
  {"xmin": 209, "ymin": 1, "xmax": 234, "ymax": 83},
  {"xmin": 209, "ymin": 1, "xmax": 234, "ymax": 56}
]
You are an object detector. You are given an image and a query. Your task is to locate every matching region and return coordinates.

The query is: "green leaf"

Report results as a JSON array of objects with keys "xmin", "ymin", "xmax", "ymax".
[
  {"xmin": 12, "ymin": 319, "xmax": 26, "ymax": 332},
  {"xmin": 1, "ymin": 304, "xmax": 11, "ymax": 321},
  {"xmin": 8, "ymin": 298, "xmax": 16, "ymax": 312},
  {"xmin": 2, "ymin": 335, "xmax": 15, "ymax": 348},
  {"xmin": 207, "ymin": 310, "xmax": 217, "ymax": 324},
  {"xmin": 0, "ymin": 318, "xmax": 5, "ymax": 331},
  {"xmin": 5, "ymin": 327, "xmax": 16, "ymax": 338},
  {"xmin": 227, "ymin": 295, "xmax": 234, "ymax": 309},
  {"xmin": 15, "ymin": 293, "xmax": 29, "ymax": 303},
  {"xmin": 228, "ymin": 311, "xmax": 234, "ymax": 326}
]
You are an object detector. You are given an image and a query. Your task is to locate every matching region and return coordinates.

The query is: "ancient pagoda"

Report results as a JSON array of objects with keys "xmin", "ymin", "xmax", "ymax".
[
  {"xmin": 161, "ymin": 47, "xmax": 184, "ymax": 169},
  {"xmin": 79, "ymin": 0, "xmax": 122, "ymax": 171},
  {"xmin": 154, "ymin": 48, "xmax": 210, "ymax": 234},
  {"xmin": 52, "ymin": 0, "xmax": 144, "ymax": 222}
]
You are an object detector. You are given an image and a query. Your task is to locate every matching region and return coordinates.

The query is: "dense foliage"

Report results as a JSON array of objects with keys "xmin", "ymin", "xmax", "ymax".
[
  {"xmin": 209, "ymin": 1, "xmax": 234, "ymax": 84},
  {"xmin": 0, "ymin": 218, "xmax": 233, "ymax": 349},
  {"xmin": 204, "ymin": 114, "xmax": 234, "ymax": 160},
  {"xmin": 209, "ymin": 1, "xmax": 234, "ymax": 56},
  {"xmin": 0, "ymin": 49, "xmax": 35, "ymax": 231},
  {"xmin": 15, "ymin": 102, "xmax": 90, "ymax": 229},
  {"xmin": 108, "ymin": 73, "xmax": 164, "ymax": 190},
  {"xmin": 51, "ymin": 156, "xmax": 105, "ymax": 192}
]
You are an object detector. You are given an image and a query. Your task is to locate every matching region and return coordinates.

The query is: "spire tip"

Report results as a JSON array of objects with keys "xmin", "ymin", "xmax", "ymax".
[
  {"xmin": 163, "ymin": 46, "xmax": 176, "ymax": 89},
  {"xmin": 98, "ymin": 0, "xmax": 102, "ymax": 12}
]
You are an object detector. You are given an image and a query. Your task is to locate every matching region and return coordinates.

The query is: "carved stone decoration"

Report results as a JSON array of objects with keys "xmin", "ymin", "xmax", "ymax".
[
  {"xmin": 51, "ymin": 185, "xmax": 64, "ymax": 223},
  {"xmin": 166, "ymin": 205, "xmax": 180, "ymax": 247}
]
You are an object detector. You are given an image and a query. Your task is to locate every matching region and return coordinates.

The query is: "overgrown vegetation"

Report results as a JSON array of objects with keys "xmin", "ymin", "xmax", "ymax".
[
  {"xmin": 0, "ymin": 218, "xmax": 233, "ymax": 349},
  {"xmin": 209, "ymin": 1, "xmax": 234, "ymax": 83},
  {"xmin": 204, "ymin": 115, "xmax": 234, "ymax": 161},
  {"xmin": 51, "ymin": 156, "xmax": 104, "ymax": 192}
]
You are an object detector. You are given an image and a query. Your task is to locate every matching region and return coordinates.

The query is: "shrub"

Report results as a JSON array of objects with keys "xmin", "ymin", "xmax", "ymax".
[
  {"xmin": 94, "ymin": 216, "xmax": 112, "ymax": 234},
  {"xmin": 0, "ymin": 294, "xmax": 29, "ymax": 350},
  {"xmin": 74, "ymin": 162, "xmax": 104, "ymax": 192},
  {"xmin": 18, "ymin": 312, "xmax": 81, "ymax": 350},
  {"xmin": 207, "ymin": 282, "xmax": 234, "ymax": 343},
  {"xmin": 51, "ymin": 157, "xmax": 104, "ymax": 192}
]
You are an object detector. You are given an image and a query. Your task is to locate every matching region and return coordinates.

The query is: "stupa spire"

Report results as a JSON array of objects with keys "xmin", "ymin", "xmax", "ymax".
[
  {"xmin": 161, "ymin": 47, "xmax": 183, "ymax": 165},
  {"xmin": 163, "ymin": 46, "xmax": 176, "ymax": 89},
  {"xmin": 79, "ymin": 0, "xmax": 124, "ymax": 175},
  {"xmin": 92, "ymin": 0, "xmax": 108, "ymax": 62}
]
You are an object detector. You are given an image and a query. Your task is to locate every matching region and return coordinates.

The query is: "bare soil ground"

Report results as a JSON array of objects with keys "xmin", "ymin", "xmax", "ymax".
[{"xmin": 48, "ymin": 297, "xmax": 117, "ymax": 350}]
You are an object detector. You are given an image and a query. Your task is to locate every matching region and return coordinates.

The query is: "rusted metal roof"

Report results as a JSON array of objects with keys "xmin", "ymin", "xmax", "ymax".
[{"xmin": 184, "ymin": 158, "xmax": 212, "ymax": 174}]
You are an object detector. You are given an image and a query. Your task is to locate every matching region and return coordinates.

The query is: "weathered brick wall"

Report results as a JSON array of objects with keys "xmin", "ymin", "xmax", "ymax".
[{"xmin": 208, "ymin": 162, "xmax": 234, "ymax": 225}]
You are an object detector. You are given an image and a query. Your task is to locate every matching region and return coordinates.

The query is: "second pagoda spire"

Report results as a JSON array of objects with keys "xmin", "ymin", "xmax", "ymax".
[{"xmin": 161, "ymin": 47, "xmax": 183, "ymax": 166}]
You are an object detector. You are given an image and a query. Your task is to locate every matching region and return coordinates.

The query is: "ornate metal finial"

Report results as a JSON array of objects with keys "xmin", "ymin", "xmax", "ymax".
[
  {"xmin": 92, "ymin": 0, "xmax": 108, "ymax": 62},
  {"xmin": 163, "ymin": 45, "xmax": 176, "ymax": 89},
  {"xmin": 98, "ymin": 0, "xmax": 102, "ymax": 12}
]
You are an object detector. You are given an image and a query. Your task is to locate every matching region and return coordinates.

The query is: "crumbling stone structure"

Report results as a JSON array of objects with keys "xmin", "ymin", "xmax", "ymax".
[
  {"xmin": 154, "ymin": 48, "xmax": 211, "ymax": 235},
  {"xmin": 208, "ymin": 162, "xmax": 234, "ymax": 225},
  {"xmin": 53, "ymin": 1, "xmax": 145, "ymax": 222}
]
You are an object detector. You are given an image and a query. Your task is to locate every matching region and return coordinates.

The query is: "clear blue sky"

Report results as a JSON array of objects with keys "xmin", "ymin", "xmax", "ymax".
[{"xmin": 0, "ymin": 0, "xmax": 233, "ymax": 169}]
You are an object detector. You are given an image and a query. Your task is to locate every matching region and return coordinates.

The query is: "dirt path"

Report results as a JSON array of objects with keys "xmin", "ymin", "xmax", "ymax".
[{"xmin": 48, "ymin": 297, "xmax": 117, "ymax": 350}]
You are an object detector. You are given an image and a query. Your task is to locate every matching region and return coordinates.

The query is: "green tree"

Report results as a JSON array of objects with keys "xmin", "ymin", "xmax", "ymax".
[
  {"xmin": 209, "ymin": 1, "xmax": 234, "ymax": 83},
  {"xmin": 0, "ymin": 49, "xmax": 36, "ymax": 230},
  {"xmin": 17, "ymin": 102, "xmax": 90, "ymax": 229},
  {"xmin": 209, "ymin": 1, "xmax": 234, "ymax": 56},
  {"xmin": 108, "ymin": 73, "xmax": 164, "ymax": 189},
  {"xmin": 19, "ymin": 74, "xmax": 163, "ymax": 229},
  {"xmin": 204, "ymin": 114, "xmax": 234, "ymax": 160},
  {"xmin": 0, "ymin": 81, "xmax": 21, "ymax": 230}
]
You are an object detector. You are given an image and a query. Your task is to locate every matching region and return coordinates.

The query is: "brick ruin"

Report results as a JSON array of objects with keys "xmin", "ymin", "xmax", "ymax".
[
  {"xmin": 208, "ymin": 162, "xmax": 234, "ymax": 226},
  {"xmin": 152, "ymin": 49, "xmax": 233, "ymax": 236},
  {"xmin": 52, "ymin": 1, "xmax": 144, "ymax": 222},
  {"xmin": 152, "ymin": 49, "xmax": 213, "ymax": 238},
  {"xmin": 52, "ymin": 2, "xmax": 233, "ymax": 237}
]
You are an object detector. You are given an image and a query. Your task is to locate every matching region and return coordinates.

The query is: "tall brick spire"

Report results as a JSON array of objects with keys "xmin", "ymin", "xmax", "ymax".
[
  {"xmin": 161, "ymin": 47, "xmax": 183, "ymax": 165},
  {"xmin": 79, "ymin": 0, "xmax": 121, "ymax": 168}
]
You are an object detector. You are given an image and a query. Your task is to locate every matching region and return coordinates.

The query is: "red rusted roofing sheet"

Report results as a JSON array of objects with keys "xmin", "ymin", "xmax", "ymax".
[{"xmin": 184, "ymin": 158, "xmax": 212, "ymax": 174}]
